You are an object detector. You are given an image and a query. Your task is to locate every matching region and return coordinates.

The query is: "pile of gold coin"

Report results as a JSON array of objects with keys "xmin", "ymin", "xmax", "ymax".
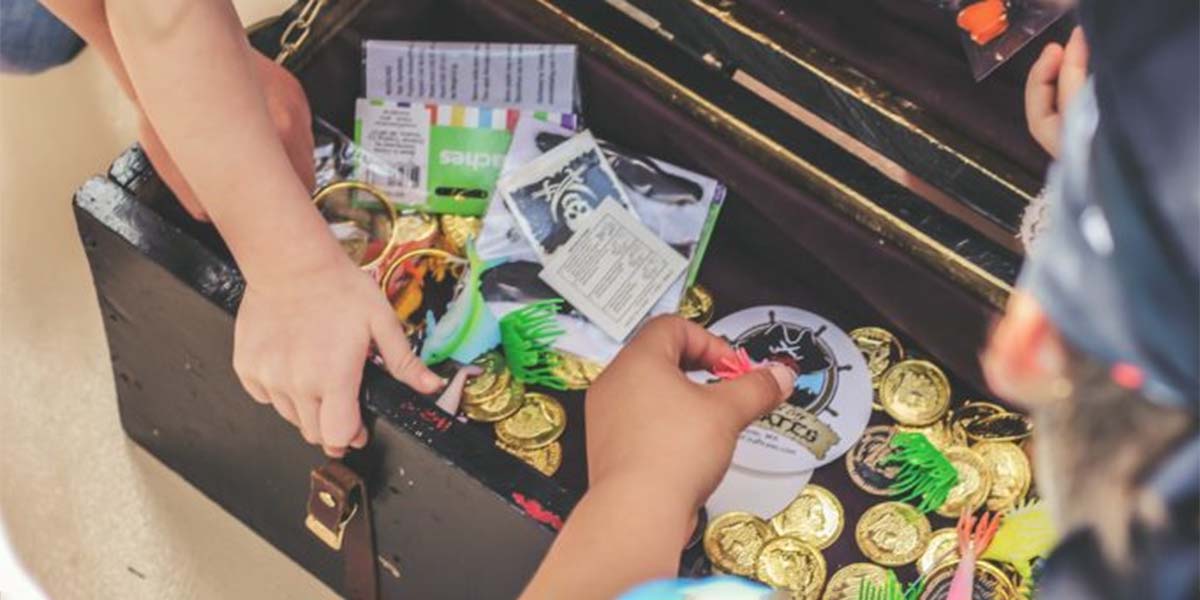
[
  {"xmin": 549, "ymin": 350, "xmax": 606, "ymax": 391},
  {"xmin": 704, "ymin": 484, "xmax": 842, "ymax": 600},
  {"xmin": 847, "ymin": 327, "xmax": 1035, "ymax": 516},
  {"xmin": 461, "ymin": 352, "xmax": 567, "ymax": 477},
  {"xmin": 699, "ymin": 325, "xmax": 1036, "ymax": 599},
  {"xmin": 833, "ymin": 327, "xmax": 1038, "ymax": 598}
]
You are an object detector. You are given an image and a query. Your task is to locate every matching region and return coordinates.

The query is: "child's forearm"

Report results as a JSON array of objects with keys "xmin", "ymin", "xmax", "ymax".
[
  {"xmin": 520, "ymin": 473, "xmax": 695, "ymax": 600},
  {"xmin": 103, "ymin": 0, "xmax": 341, "ymax": 285}
]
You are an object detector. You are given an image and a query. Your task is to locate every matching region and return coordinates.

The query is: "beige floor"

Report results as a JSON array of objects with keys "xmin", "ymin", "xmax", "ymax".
[{"xmin": 0, "ymin": 2, "xmax": 339, "ymax": 598}]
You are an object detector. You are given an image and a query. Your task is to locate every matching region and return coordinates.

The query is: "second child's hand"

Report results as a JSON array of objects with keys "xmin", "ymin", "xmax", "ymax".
[
  {"xmin": 96, "ymin": 0, "xmax": 444, "ymax": 455},
  {"xmin": 235, "ymin": 246, "xmax": 446, "ymax": 458}
]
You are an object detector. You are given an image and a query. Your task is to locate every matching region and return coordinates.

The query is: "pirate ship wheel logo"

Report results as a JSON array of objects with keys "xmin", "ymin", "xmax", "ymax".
[{"xmin": 729, "ymin": 310, "xmax": 851, "ymax": 417}]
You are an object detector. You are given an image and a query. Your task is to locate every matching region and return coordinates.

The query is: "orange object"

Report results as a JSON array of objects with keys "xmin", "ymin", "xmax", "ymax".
[{"xmin": 957, "ymin": 0, "xmax": 1009, "ymax": 46}]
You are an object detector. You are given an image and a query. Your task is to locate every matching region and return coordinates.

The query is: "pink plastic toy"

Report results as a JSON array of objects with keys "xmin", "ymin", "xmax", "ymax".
[{"xmin": 947, "ymin": 509, "xmax": 1001, "ymax": 600}]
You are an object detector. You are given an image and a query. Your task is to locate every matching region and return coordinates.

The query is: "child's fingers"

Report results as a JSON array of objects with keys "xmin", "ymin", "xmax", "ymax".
[
  {"xmin": 371, "ymin": 309, "xmax": 443, "ymax": 393},
  {"xmin": 625, "ymin": 315, "xmax": 732, "ymax": 372},
  {"xmin": 1026, "ymin": 43, "xmax": 1064, "ymax": 118},
  {"xmin": 270, "ymin": 393, "xmax": 301, "ymax": 428},
  {"xmin": 290, "ymin": 393, "xmax": 322, "ymax": 445},
  {"xmin": 704, "ymin": 363, "xmax": 796, "ymax": 429},
  {"xmin": 318, "ymin": 382, "xmax": 362, "ymax": 450},
  {"xmin": 1058, "ymin": 27, "xmax": 1090, "ymax": 112},
  {"xmin": 349, "ymin": 427, "xmax": 368, "ymax": 449}
]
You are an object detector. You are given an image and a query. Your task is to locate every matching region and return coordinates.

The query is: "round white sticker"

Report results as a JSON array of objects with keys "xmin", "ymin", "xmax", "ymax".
[{"xmin": 695, "ymin": 306, "xmax": 872, "ymax": 474}]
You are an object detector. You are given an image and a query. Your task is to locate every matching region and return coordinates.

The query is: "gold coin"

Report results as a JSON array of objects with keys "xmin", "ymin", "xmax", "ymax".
[
  {"xmin": 494, "ymin": 392, "xmax": 566, "ymax": 450},
  {"xmin": 678, "ymin": 284, "xmax": 715, "ymax": 326},
  {"xmin": 463, "ymin": 369, "xmax": 501, "ymax": 401},
  {"xmin": 464, "ymin": 368, "xmax": 512, "ymax": 406},
  {"xmin": 879, "ymin": 360, "xmax": 951, "ymax": 426},
  {"xmin": 949, "ymin": 401, "xmax": 1006, "ymax": 445},
  {"xmin": 439, "ymin": 214, "xmax": 482, "ymax": 254},
  {"xmin": 898, "ymin": 418, "xmax": 958, "ymax": 450},
  {"xmin": 770, "ymin": 484, "xmax": 844, "ymax": 550},
  {"xmin": 965, "ymin": 413, "xmax": 1034, "ymax": 443},
  {"xmin": 463, "ymin": 378, "xmax": 525, "ymax": 422},
  {"xmin": 550, "ymin": 352, "xmax": 592, "ymax": 390},
  {"xmin": 845, "ymin": 425, "xmax": 901, "ymax": 496},
  {"xmin": 916, "ymin": 528, "xmax": 960, "ymax": 575},
  {"xmin": 821, "ymin": 562, "xmax": 888, "ymax": 600},
  {"xmin": 973, "ymin": 441, "xmax": 1032, "ymax": 511},
  {"xmin": 703, "ymin": 512, "xmax": 773, "ymax": 577},
  {"xmin": 754, "ymin": 536, "xmax": 827, "ymax": 600},
  {"xmin": 464, "ymin": 352, "xmax": 505, "ymax": 398},
  {"xmin": 849, "ymin": 327, "xmax": 905, "ymax": 389},
  {"xmin": 854, "ymin": 501, "xmax": 931, "ymax": 566},
  {"xmin": 936, "ymin": 447, "xmax": 993, "ymax": 517},
  {"xmin": 496, "ymin": 440, "xmax": 562, "ymax": 477},
  {"xmin": 577, "ymin": 357, "xmax": 604, "ymax": 382},
  {"xmin": 919, "ymin": 560, "xmax": 1016, "ymax": 600},
  {"xmin": 392, "ymin": 213, "xmax": 438, "ymax": 244}
]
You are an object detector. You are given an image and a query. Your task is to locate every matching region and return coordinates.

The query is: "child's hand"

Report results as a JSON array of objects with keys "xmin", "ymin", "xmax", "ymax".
[
  {"xmin": 585, "ymin": 315, "xmax": 795, "ymax": 512},
  {"xmin": 1026, "ymin": 27, "xmax": 1090, "ymax": 158},
  {"xmin": 233, "ymin": 254, "xmax": 444, "ymax": 457},
  {"xmin": 521, "ymin": 316, "xmax": 794, "ymax": 599},
  {"xmin": 140, "ymin": 50, "xmax": 315, "ymax": 221}
]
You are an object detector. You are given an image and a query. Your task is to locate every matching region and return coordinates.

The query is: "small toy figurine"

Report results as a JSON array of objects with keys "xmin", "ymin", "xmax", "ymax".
[
  {"xmin": 946, "ymin": 510, "xmax": 1002, "ymax": 600},
  {"xmin": 881, "ymin": 432, "xmax": 959, "ymax": 513},
  {"xmin": 957, "ymin": 0, "xmax": 1009, "ymax": 45},
  {"xmin": 435, "ymin": 364, "xmax": 483, "ymax": 415}
]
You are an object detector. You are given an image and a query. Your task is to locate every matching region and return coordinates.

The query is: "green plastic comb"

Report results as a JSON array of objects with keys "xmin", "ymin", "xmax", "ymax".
[
  {"xmin": 881, "ymin": 432, "xmax": 959, "ymax": 513},
  {"xmin": 858, "ymin": 570, "xmax": 925, "ymax": 600},
  {"xmin": 499, "ymin": 299, "xmax": 567, "ymax": 389}
]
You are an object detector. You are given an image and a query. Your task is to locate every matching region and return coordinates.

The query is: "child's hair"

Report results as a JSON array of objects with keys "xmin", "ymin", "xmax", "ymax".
[{"xmin": 1031, "ymin": 346, "xmax": 1196, "ymax": 569}]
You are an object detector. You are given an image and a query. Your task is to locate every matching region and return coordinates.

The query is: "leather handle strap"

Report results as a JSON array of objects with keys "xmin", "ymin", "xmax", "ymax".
[{"xmin": 306, "ymin": 461, "xmax": 379, "ymax": 600}]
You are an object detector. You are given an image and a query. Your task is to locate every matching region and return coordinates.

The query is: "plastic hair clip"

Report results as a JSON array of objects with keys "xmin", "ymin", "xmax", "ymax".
[
  {"xmin": 500, "ymin": 299, "xmax": 567, "ymax": 389},
  {"xmin": 880, "ymin": 432, "xmax": 958, "ymax": 513}
]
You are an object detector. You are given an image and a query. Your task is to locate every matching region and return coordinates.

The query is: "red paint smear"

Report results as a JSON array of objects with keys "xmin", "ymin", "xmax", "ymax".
[
  {"xmin": 418, "ymin": 408, "xmax": 452, "ymax": 432},
  {"xmin": 512, "ymin": 492, "xmax": 564, "ymax": 530}
]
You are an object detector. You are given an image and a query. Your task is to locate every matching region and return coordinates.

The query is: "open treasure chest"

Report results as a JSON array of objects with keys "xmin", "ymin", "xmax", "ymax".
[{"xmin": 74, "ymin": 0, "xmax": 1063, "ymax": 598}]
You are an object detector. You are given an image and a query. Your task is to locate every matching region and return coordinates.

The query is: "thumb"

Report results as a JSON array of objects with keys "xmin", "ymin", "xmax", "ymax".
[
  {"xmin": 706, "ymin": 363, "xmax": 796, "ymax": 429},
  {"xmin": 370, "ymin": 308, "xmax": 444, "ymax": 394},
  {"xmin": 1058, "ymin": 27, "xmax": 1090, "ymax": 111}
]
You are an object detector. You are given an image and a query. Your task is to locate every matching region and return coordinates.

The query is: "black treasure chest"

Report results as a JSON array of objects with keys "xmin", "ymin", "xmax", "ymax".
[{"xmin": 74, "ymin": 0, "xmax": 1053, "ymax": 597}]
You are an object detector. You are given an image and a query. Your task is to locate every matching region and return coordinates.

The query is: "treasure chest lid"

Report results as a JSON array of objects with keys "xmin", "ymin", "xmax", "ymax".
[{"xmin": 495, "ymin": 0, "xmax": 1080, "ymax": 306}]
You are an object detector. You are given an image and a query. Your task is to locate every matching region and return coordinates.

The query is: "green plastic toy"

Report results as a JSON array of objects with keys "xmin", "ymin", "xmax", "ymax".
[
  {"xmin": 499, "ymin": 299, "xmax": 567, "ymax": 389},
  {"xmin": 881, "ymin": 432, "xmax": 959, "ymax": 513}
]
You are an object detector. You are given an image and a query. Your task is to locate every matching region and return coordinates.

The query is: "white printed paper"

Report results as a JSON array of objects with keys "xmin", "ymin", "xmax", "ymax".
[
  {"xmin": 354, "ymin": 99, "xmax": 428, "ymax": 202},
  {"xmin": 364, "ymin": 41, "xmax": 579, "ymax": 113},
  {"xmin": 539, "ymin": 200, "xmax": 687, "ymax": 341}
]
